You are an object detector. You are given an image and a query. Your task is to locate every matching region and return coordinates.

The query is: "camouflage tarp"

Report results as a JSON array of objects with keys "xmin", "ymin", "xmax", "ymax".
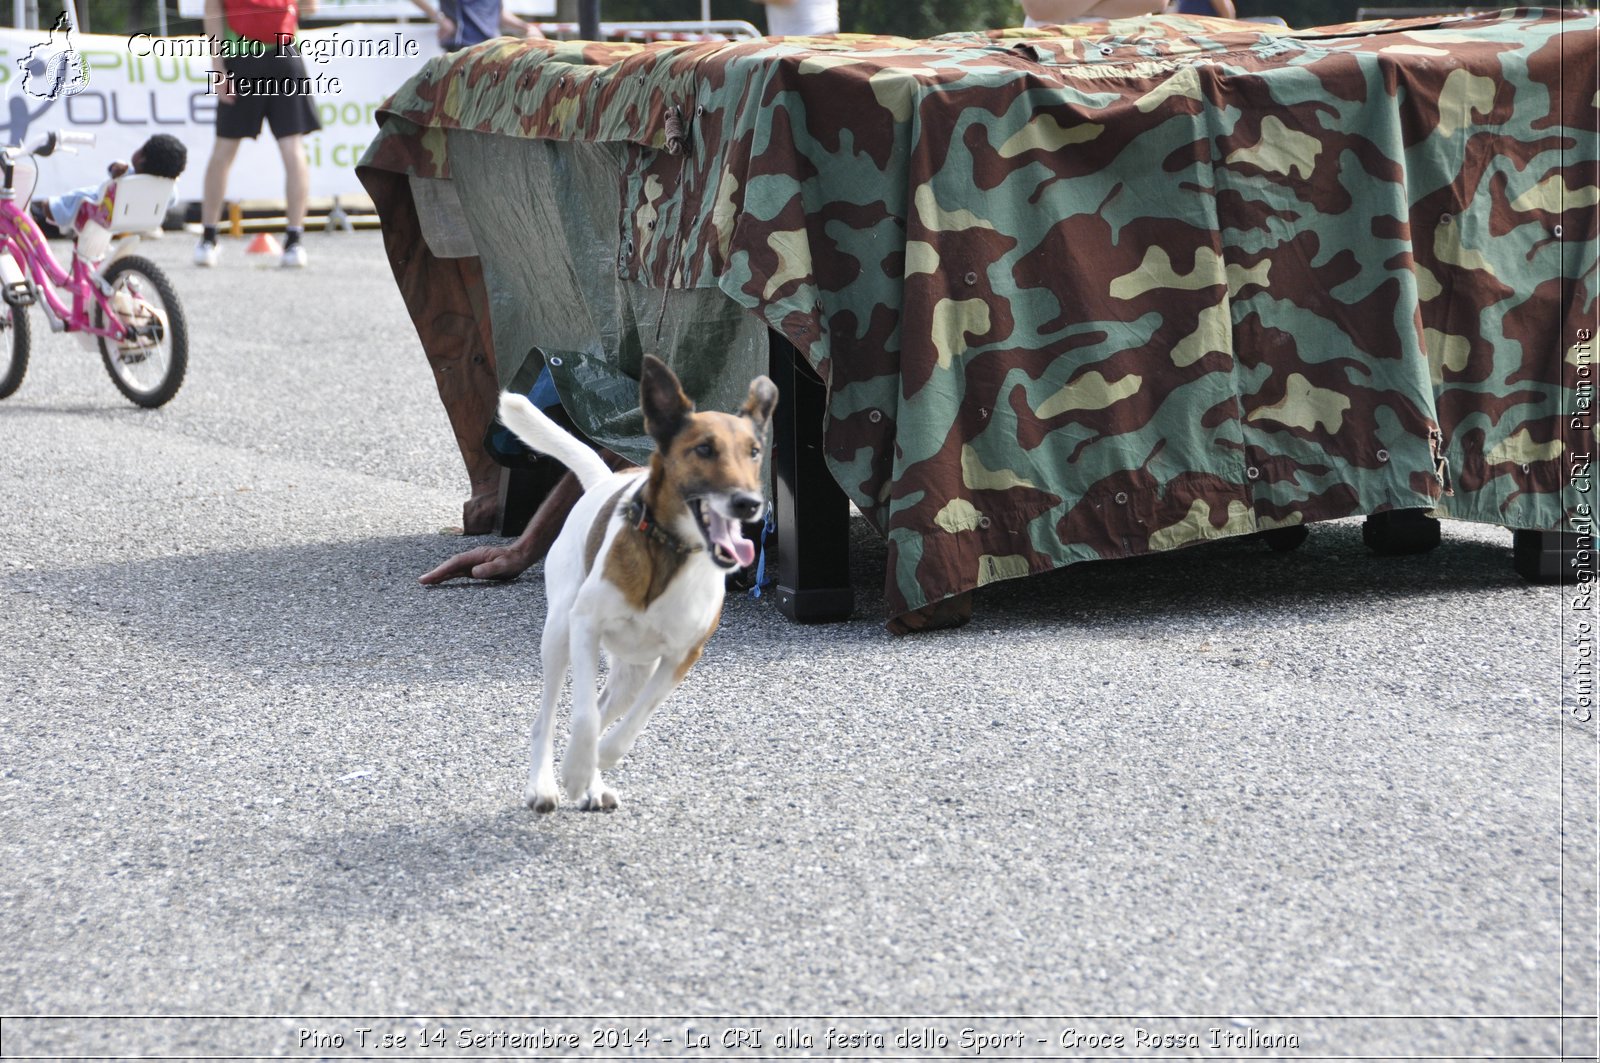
[{"xmin": 359, "ymin": 9, "xmax": 1598, "ymax": 622}]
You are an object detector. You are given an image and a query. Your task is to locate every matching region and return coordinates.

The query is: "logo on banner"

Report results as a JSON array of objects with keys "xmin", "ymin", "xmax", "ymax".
[{"xmin": 17, "ymin": 12, "xmax": 89, "ymax": 101}]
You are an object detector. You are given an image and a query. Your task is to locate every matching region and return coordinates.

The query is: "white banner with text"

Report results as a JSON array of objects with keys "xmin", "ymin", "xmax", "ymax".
[{"xmin": 0, "ymin": 21, "xmax": 443, "ymax": 204}]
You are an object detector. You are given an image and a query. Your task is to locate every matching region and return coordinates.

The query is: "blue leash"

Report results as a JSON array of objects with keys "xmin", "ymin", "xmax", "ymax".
[{"xmin": 748, "ymin": 506, "xmax": 776, "ymax": 598}]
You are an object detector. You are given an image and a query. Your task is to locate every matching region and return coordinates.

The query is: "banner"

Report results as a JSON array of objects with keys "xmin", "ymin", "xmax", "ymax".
[{"xmin": 0, "ymin": 21, "xmax": 443, "ymax": 203}]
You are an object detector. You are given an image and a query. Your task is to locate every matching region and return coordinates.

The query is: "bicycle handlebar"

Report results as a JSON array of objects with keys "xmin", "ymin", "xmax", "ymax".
[{"xmin": 7, "ymin": 130, "xmax": 97, "ymax": 160}]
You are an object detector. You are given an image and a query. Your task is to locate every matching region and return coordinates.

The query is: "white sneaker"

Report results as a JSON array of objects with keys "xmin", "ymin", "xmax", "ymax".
[
  {"xmin": 280, "ymin": 244, "xmax": 308, "ymax": 269},
  {"xmin": 193, "ymin": 240, "xmax": 219, "ymax": 267}
]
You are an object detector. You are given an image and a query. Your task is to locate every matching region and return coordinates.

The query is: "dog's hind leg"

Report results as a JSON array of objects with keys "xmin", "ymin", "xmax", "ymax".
[
  {"xmin": 597, "ymin": 645, "xmax": 701, "ymax": 771},
  {"xmin": 525, "ymin": 615, "xmax": 570, "ymax": 813},
  {"xmin": 561, "ymin": 618, "xmax": 618, "ymax": 811}
]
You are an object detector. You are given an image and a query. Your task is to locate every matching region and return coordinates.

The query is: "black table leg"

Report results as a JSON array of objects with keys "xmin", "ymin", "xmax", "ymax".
[
  {"xmin": 1513, "ymin": 529, "xmax": 1589, "ymax": 584},
  {"xmin": 769, "ymin": 335, "xmax": 854, "ymax": 622}
]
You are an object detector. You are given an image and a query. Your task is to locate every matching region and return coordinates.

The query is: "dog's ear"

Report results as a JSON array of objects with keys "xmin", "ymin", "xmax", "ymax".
[
  {"xmin": 640, "ymin": 354, "xmax": 694, "ymax": 449},
  {"xmin": 740, "ymin": 375, "xmax": 778, "ymax": 436}
]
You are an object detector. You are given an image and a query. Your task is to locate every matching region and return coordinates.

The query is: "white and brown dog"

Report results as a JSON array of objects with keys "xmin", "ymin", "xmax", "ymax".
[{"xmin": 496, "ymin": 355, "xmax": 777, "ymax": 812}]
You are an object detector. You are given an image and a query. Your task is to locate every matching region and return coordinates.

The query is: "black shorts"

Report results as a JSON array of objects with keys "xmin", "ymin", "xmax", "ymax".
[{"xmin": 217, "ymin": 52, "xmax": 322, "ymax": 141}]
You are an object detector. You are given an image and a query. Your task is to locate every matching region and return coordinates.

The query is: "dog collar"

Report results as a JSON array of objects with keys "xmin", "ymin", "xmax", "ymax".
[{"xmin": 625, "ymin": 489, "xmax": 703, "ymax": 556}]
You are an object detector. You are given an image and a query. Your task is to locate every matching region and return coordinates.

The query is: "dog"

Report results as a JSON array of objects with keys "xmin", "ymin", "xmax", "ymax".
[{"xmin": 496, "ymin": 354, "xmax": 778, "ymax": 812}]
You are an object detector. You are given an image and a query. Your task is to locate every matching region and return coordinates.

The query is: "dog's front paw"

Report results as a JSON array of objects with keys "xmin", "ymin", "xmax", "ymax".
[
  {"xmin": 576, "ymin": 785, "xmax": 619, "ymax": 812},
  {"xmin": 525, "ymin": 785, "xmax": 560, "ymax": 814}
]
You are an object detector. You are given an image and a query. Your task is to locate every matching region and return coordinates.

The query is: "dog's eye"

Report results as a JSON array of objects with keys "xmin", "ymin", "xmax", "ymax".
[
  {"xmin": 749, "ymin": 445, "xmax": 761, "ymax": 461},
  {"xmin": 694, "ymin": 441, "xmax": 716, "ymax": 458}
]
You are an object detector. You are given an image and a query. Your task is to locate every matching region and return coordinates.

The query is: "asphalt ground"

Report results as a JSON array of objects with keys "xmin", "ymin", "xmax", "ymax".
[{"xmin": 0, "ymin": 231, "xmax": 1594, "ymax": 1061}]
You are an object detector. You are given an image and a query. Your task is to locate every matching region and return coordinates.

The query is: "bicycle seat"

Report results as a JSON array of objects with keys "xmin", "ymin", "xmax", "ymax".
[
  {"xmin": 75, "ymin": 175, "xmax": 175, "ymax": 259},
  {"xmin": 100, "ymin": 175, "xmax": 174, "ymax": 235}
]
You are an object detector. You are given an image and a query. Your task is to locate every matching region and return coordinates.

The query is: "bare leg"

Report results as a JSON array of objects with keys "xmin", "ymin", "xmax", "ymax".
[
  {"xmin": 202, "ymin": 137, "xmax": 242, "ymax": 228},
  {"xmin": 275, "ymin": 134, "xmax": 310, "ymax": 229}
]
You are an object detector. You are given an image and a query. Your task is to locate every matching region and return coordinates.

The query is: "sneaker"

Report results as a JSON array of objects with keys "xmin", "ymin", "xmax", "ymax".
[
  {"xmin": 280, "ymin": 243, "xmax": 308, "ymax": 269},
  {"xmin": 193, "ymin": 240, "xmax": 219, "ymax": 267}
]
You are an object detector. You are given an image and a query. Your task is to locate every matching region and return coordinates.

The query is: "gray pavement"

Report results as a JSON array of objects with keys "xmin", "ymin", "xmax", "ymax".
[{"xmin": 0, "ymin": 231, "xmax": 1594, "ymax": 1060}]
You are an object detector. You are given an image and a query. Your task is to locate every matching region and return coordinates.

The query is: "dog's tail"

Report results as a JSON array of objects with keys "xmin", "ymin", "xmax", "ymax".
[{"xmin": 496, "ymin": 392, "xmax": 613, "ymax": 491}]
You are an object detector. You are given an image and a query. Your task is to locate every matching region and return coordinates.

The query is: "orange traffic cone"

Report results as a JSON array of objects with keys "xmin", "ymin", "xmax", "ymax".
[{"xmin": 246, "ymin": 232, "xmax": 282, "ymax": 258}]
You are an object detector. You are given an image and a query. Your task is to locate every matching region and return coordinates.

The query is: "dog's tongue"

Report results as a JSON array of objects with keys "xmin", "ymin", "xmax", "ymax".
[{"xmin": 708, "ymin": 510, "xmax": 756, "ymax": 567}]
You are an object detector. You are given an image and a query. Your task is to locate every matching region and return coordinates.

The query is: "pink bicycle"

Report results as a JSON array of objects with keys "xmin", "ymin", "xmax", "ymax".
[{"xmin": 0, "ymin": 130, "xmax": 188, "ymax": 408}]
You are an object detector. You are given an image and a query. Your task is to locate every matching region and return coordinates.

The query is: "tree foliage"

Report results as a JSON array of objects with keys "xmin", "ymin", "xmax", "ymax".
[{"xmin": 840, "ymin": 1, "xmax": 1022, "ymax": 37}]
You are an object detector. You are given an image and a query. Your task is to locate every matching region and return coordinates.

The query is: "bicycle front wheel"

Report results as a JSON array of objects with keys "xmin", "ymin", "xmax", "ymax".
[
  {"xmin": 0, "ymin": 296, "xmax": 31, "ymax": 400},
  {"xmin": 96, "ymin": 255, "xmax": 188, "ymax": 409}
]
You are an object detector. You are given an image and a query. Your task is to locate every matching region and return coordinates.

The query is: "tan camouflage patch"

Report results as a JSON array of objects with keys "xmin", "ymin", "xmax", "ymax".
[
  {"xmin": 998, "ymin": 115, "xmax": 1103, "ymax": 158},
  {"xmin": 914, "ymin": 185, "xmax": 995, "ymax": 233},
  {"xmin": 932, "ymin": 298, "xmax": 991, "ymax": 368},
  {"xmin": 1487, "ymin": 429, "xmax": 1564, "ymax": 466},
  {"xmin": 1170, "ymin": 302, "xmax": 1231, "ymax": 367},
  {"xmin": 1248, "ymin": 372, "xmax": 1353, "ymax": 433},
  {"xmin": 1110, "ymin": 246, "xmax": 1226, "ymax": 299},
  {"xmin": 1135, "ymin": 65, "xmax": 1203, "ymax": 113},
  {"xmin": 904, "ymin": 240, "xmax": 939, "ymax": 276},
  {"xmin": 1225, "ymin": 116, "xmax": 1322, "ymax": 180},
  {"xmin": 1509, "ymin": 176, "xmax": 1600, "ymax": 213},
  {"xmin": 935, "ymin": 497, "xmax": 982, "ymax": 532},
  {"xmin": 1424, "ymin": 327, "xmax": 1472, "ymax": 385},
  {"xmin": 710, "ymin": 170, "xmax": 740, "ymax": 260},
  {"xmin": 762, "ymin": 229, "xmax": 813, "ymax": 300},
  {"xmin": 961, "ymin": 445, "xmax": 1035, "ymax": 491},
  {"xmin": 1148, "ymin": 499, "xmax": 1254, "ymax": 551},
  {"xmin": 1036, "ymin": 370, "xmax": 1142, "ymax": 418},
  {"xmin": 1436, "ymin": 68, "xmax": 1497, "ymax": 137},
  {"xmin": 977, "ymin": 553, "xmax": 1031, "ymax": 587}
]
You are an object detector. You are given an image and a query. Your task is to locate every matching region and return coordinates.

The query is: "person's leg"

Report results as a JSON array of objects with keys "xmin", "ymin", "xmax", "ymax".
[
  {"xmin": 275, "ymin": 134, "xmax": 310, "ymax": 230},
  {"xmin": 201, "ymin": 137, "xmax": 242, "ymax": 229},
  {"xmin": 195, "ymin": 137, "xmax": 242, "ymax": 266}
]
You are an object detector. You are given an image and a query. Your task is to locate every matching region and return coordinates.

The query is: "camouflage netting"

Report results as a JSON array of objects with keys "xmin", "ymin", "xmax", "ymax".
[{"xmin": 359, "ymin": 9, "xmax": 1599, "ymax": 621}]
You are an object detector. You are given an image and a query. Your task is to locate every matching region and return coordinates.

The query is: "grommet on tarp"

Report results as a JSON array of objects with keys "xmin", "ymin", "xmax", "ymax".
[
  {"xmin": 1246, "ymin": 466, "xmax": 1261, "ymax": 481},
  {"xmin": 1376, "ymin": 448, "xmax": 1390, "ymax": 462}
]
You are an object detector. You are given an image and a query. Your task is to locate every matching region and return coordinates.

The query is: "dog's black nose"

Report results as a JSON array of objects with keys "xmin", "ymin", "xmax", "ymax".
[{"xmin": 730, "ymin": 494, "xmax": 763, "ymax": 522}]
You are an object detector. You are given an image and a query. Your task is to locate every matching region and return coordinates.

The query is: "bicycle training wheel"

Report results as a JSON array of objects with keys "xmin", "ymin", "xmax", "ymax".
[
  {"xmin": 0, "ymin": 297, "xmax": 30, "ymax": 400},
  {"xmin": 96, "ymin": 254, "xmax": 188, "ymax": 409}
]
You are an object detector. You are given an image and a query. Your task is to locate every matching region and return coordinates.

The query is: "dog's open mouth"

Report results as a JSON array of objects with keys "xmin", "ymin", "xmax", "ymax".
[{"xmin": 689, "ymin": 498, "xmax": 756, "ymax": 570}]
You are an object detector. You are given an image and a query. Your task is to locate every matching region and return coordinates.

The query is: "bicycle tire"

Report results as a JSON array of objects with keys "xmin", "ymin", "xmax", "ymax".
[
  {"xmin": 0, "ymin": 296, "xmax": 30, "ymax": 400},
  {"xmin": 96, "ymin": 254, "xmax": 188, "ymax": 409}
]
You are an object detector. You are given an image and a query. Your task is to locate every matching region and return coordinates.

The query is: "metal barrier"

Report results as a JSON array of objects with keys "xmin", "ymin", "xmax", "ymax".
[
  {"xmin": 1354, "ymin": 6, "xmax": 1496, "ymax": 17},
  {"xmin": 533, "ymin": 20, "xmax": 763, "ymax": 42}
]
